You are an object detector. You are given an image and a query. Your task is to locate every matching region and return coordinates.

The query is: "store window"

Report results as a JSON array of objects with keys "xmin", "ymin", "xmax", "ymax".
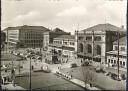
[
  {"xmin": 96, "ymin": 45, "xmax": 101, "ymax": 55},
  {"xmin": 64, "ymin": 42, "xmax": 68, "ymax": 45},
  {"xmin": 79, "ymin": 43, "xmax": 83, "ymax": 52},
  {"xmin": 120, "ymin": 61, "xmax": 122, "ymax": 66},
  {"xmin": 94, "ymin": 36, "xmax": 101, "ymax": 41},
  {"xmin": 123, "ymin": 62, "xmax": 125, "ymax": 66},
  {"xmin": 111, "ymin": 60, "xmax": 113, "ymax": 63},
  {"xmin": 121, "ymin": 47, "xmax": 125, "ymax": 51},
  {"xmin": 114, "ymin": 60, "xmax": 116, "ymax": 64},
  {"xmin": 86, "ymin": 36, "xmax": 92, "ymax": 41},
  {"xmin": 108, "ymin": 59, "xmax": 110, "ymax": 63},
  {"xmin": 87, "ymin": 44, "xmax": 92, "ymax": 53},
  {"xmin": 115, "ymin": 46, "xmax": 118, "ymax": 50},
  {"xmin": 78, "ymin": 37, "xmax": 83, "ymax": 40}
]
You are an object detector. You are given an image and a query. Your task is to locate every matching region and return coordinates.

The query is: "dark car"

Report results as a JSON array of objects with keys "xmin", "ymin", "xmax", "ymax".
[
  {"xmin": 111, "ymin": 73, "xmax": 121, "ymax": 81},
  {"xmin": 95, "ymin": 67, "xmax": 106, "ymax": 73},
  {"xmin": 17, "ymin": 57, "xmax": 26, "ymax": 61},
  {"xmin": 81, "ymin": 61, "xmax": 90, "ymax": 66},
  {"xmin": 37, "ymin": 56, "xmax": 42, "ymax": 60},
  {"xmin": 106, "ymin": 72, "xmax": 112, "ymax": 76},
  {"xmin": 71, "ymin": 63, "xmax": 77, "ymax": 68},
  {"xmin": 121, "ymin": 74, "xmax": 127, "ymax": 80},
  {"xmin": 32, "ymin": 56, "xmax": 36, "ymax": 59}
]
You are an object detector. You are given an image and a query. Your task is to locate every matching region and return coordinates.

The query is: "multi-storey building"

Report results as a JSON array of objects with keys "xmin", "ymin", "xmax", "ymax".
[
  {"xmin": 43, "ymin": 28, "xmax": 70, "ymax": 50},
  {"xmin": 1, "ymin": 31, "xmax": 6, "ymax": 48},
  {"xmin": 1, "ymin": 31, "xmax": 6, "ymax": 44},
  {"xmin": 48, "ymin": 35, "xmax": 75, "ymax": 57},
  {"xmin": 106, "ymin": 36, "xmax": 127, "ymax": 69},
  {"xmin": 75, "ymin": 23, "xmax": 126, "ymax": 63},
  {"xmin": 3, "ymin": 25, "xmax": 49, "ymax": 48}
]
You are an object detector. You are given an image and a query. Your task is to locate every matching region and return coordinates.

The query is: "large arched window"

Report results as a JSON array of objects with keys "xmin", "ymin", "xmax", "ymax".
[
  {"xmin": 96, "ymin": 45, "xmax": 101, "ymax": 55},
  {"xmin": 87, "ymin": 44, "xmax": 92, "ymax": 53},
  {"xmin": 79, "ymin": 43, "xmax": 83, "ymax": 52}
]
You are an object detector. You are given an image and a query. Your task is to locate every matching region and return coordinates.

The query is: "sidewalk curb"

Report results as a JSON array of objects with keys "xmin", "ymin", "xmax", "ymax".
[{"xmin": 53, "ymin": 70, "xmax": 101, "ymax": 90}]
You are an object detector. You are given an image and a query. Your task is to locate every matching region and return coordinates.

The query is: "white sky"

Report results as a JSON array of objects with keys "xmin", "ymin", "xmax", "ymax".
[{"xmin": 1, "ymin": 0, "xmax": 127, "ymax": 34}]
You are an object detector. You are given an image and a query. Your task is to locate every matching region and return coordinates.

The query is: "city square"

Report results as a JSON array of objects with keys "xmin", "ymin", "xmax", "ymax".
[{"xmin": 1, "ymin": 0, "xmax": 127, "ymax": 90}]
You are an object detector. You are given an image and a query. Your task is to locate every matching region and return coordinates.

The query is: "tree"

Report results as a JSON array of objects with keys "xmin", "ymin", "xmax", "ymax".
[{"xmin": 82, "ymin": 67, "xmax": 96, "ymax": 87}]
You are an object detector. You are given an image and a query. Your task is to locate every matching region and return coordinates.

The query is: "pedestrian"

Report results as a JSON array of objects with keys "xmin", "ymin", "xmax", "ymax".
[
  {"xmin": 1, "ymin": 76, "xmax": 4, "ymax": 84},
  {"xmin": 71, "ymin": 74, "xmax": 72, "ymax": 78},
  {"xmin": 66, "ymin": 59, "xmax": 68, "ymax": 63},
  {"xmin": 11, "ymin": 68, "xmax": 16, "ymax": 86},
  {"xmin": 81, "ymin": 59, "xmax": 83, "ymax": 64},
  {"xmin": 90, "ymin": 84, "xmax": 92, "ymax": 87},
  {"xmin": 32, "ymin": 65, "xmax": 34, "ymax": 70}
]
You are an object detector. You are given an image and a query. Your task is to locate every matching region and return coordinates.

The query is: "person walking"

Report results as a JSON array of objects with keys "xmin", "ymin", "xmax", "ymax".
[
  {"xmin": 11, "ymin": 68, "xmax": 16, "ymax": 86},
  {"xmin": 66, "ymin": 59, "xmax": 68, "ymax": 63}
]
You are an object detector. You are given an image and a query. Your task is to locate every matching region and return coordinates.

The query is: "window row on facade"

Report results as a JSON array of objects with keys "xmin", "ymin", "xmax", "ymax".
[
  {"xmin": 24, "ymin": 40, "xmax": 42, "ymax": 43},
  {"xmin": 78, "ymin": 36, "xmax": 102, "ymax": 41},
  {"xmin": 54, "ymin": 41, "xmax": 75, "ymax": 46},
  {"xmin": 114, "ymin": 46, "xmax": 126, "ymax": 52},
  {"xmin": 107, "ymin": 59, "xmax": 126, "ymax": 67}
]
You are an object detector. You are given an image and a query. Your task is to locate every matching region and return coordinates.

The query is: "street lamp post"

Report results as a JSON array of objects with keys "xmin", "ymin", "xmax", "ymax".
[
  {"xmin": 29, "ymin": 57, "xmax": 32, "ymax": 90},
  {"xmin": 117, "ymin": 31, "xmax": 120, "ymax": 80},
  {"xmin": 92, "ymin": 30, "xmax": 94, "ymax": 62},
  {"xmin": 19, "ymin": 61, "xmax": 21, "ymax": 76},
  {"xmin": 76, "ymin": 30, "xmax": 78, "ymax": 59}
]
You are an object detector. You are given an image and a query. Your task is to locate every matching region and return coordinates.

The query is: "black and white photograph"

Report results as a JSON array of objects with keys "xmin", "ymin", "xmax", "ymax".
[{"xmin": 1, "ymin": 0, "xmax": 127, "ymax": 90}]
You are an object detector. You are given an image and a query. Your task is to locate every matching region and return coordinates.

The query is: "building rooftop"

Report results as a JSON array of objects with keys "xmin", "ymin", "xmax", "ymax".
[
  {"xmin": 52, "ymin": 27, "xmax": 64, "ymax": 32},
  {"xmin": 50, "ymin": 27, "xmax": 70, "ymax": 34},
  {"xmin": 113, "ymin": 36, "xmax": 126, "ymax": 45},
  {"xmin": 3, "ymin": 25, "xmax": 50, "ymax": 31},
  {"xmin": 54, "ymin": 35, "xmax": 75, "ymax": 40},
  {"xmin": 81, "ymin": 23, "xmax": 126, "ymax": 32}
]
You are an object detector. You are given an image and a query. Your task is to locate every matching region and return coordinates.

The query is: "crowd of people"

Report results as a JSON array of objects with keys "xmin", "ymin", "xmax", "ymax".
[{"xmin": 1, "ymin": 68, "xmax": 16, "ymax": 86}]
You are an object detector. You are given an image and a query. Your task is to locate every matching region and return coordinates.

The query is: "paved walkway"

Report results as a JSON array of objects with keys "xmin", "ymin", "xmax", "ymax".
[
  {"xmin": 2, "ymin": 83, "xmax": 25, "ymax": 90},
  {"xmin": 71, "ymin": 79, "xmax": 100, "ymax": 90},
  {"xmin": 54, "ymin": 70, "xmax": 101, "ymax": 90}
]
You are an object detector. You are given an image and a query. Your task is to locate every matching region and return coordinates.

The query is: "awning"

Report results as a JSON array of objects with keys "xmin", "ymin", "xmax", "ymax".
[
  {"xmin": 49, "ymin": 44, "xmax": 62, "ymax": 48},
  {"xmin": 77, "ymin": 52, "xmax": 85, "ymax": 56},
  {"xmin": 106, "ymin": 51, "xmax": 126, "ymax": 56},
  {"xmin": 61, "ymin": 46, "xmax": 75, "ymax": 51},
  {"xmin": 84, "ymin": 53, "xmax": 93, "ymax": 57},
  {"xmin": 49, "ymin": 44, "xmax": 75, "ymax": 51},
  {"xmin": 94, "ymin": 55, "xmax": 105, "ymax": 58}
]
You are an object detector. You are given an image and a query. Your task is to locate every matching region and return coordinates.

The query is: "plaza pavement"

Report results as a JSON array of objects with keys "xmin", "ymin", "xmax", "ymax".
[
  {"xmin": 1, "ymin": 49, "xmax": 126, "ymax": 90},
  {"xmin": 2, "ymin": 83, "xmax": 25, "ymax": 90}
]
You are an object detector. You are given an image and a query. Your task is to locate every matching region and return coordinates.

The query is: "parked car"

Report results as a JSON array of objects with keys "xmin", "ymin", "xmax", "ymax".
[
  {"xmin": 41, "ymin": 65, "xmax": 51, "ymax": 73},
  {"xmin": 37, "ymin": 56, "xmax": 42, "ymax": 60},
  {"xmin": 105, "ymin": 72, "xmax": 112, "ymax": 76},
  {"xmin": 17, "ymin": 57, "xmax": 26, "ymax": 61},
  {"xmin": 32, "ymin": 56, "xmax": 36, "ymax": 59},
  {"xmin": 121, "ymin": 74, "xmax": 127, "ymax": 80},
  {"xmin": 71, "ymin": 63, "xmax": 77, "ymax": 68},
  {"xmin": 111, "ymin": 73, "xmax": 121, "ymax": 81},
  {"xmin": 95, "ymin": 66, "xmax": 106, "ymax": 73},
  {"xmin": 81, "ymin": 61, "xmax": 90, "ymax": 66}
]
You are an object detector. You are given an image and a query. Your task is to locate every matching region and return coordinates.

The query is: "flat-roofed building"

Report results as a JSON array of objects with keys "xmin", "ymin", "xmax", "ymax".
[
  {"xmin": 3, "ymin": 25, "xmax": 49, "ymax": 48},
  {"xmin": 43, "ymin": 28, "xmax": 70, "ymax": 50},
  {"xmin": 1, "ymin": 31, "xmax": 6, "ymax": 48},
  {"xmin": 106, "ymin": 36, "xmax": 127, "ymax": 69},
  {"xmin": 49, "ymin": 35, "xmax": 75, "ymax": 57}
]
